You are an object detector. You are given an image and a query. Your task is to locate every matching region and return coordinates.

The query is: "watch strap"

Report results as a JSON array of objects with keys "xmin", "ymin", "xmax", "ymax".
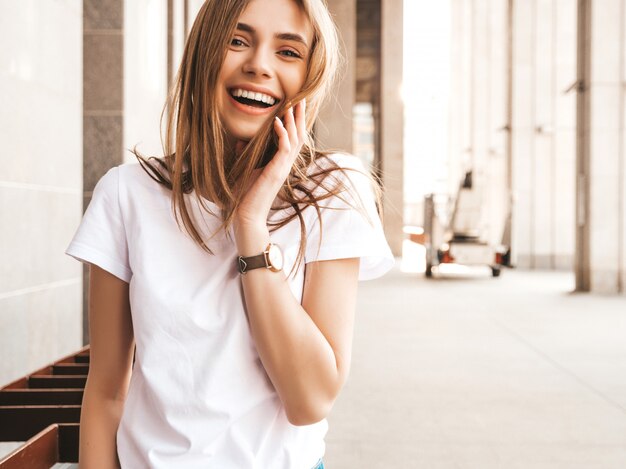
[{"xmin": 237, "ymin": 251, "xmax": 268, "ymax": 274}]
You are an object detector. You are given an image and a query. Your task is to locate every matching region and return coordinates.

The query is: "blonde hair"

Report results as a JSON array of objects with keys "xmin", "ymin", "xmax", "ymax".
[{"xmin": 135, "ymin": 0, "xmax": 381, "ymax": 277}]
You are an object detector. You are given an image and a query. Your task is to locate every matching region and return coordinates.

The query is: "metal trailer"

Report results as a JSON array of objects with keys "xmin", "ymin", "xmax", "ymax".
[{"xmin": 423, "ymin": 171, "xmax": 512, "ymax": 278}]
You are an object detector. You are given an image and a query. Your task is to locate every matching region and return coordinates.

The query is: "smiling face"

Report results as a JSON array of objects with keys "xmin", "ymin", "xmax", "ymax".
[{"xmin": 216, "ymin": 0, "xmax": 313, "ymax": 143}]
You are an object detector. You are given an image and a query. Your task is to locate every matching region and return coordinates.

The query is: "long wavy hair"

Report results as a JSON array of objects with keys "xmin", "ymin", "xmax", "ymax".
[{"xmin": 134, "ymin": 0, "xmax": 383, "ymax": 277}]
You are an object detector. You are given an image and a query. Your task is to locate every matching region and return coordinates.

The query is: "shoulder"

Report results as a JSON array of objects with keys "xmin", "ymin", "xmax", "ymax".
[
  {"xmin": 113, "ymin": 160, "xmax": 171, "ymax": 198},
  {"xmin": 299, "ymin": 153, "xmax": 380, "ymax": 217},
  {"xmin": 95, "ymin": 161, "xmax": 146, "ymax": 189},
  {"xmin": 306, "ymin": 152, "xmax": 372, "ymax": 190},
  {"xmin": 310, "ymin": 152, "xmax": 367, "ymax": 173},
  {"xmin": 310, "ymin": 153, "xmax": 376, "ymax": 196},
  {"xmin": 93, "ymin": 161, "xmax": 168, "ymax": 211},
  {"xmin": 116, "ymin": 160, "xmax": 156, "ymax": 184}
]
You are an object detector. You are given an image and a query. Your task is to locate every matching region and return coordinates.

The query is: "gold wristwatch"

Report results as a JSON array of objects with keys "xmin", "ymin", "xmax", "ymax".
[{"xmin": 237, "ymin": 243, "xmax": 284, "ymax": 274}]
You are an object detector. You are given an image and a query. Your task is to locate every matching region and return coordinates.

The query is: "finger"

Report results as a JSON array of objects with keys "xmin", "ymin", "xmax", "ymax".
[
  {"xmin": 273, "ymin": 116, "xmax": 297, "ymax": 176},
  {"xmin": 283, "ymin": 106, "xmax": 298, "ymax": 148},
  {"xmin": 274, "ymin": 116, "xmax": 291, "ymax": 156},
  {"xmin": 295, "ymin": 100, "xmax": 306, "ymax": 144}
]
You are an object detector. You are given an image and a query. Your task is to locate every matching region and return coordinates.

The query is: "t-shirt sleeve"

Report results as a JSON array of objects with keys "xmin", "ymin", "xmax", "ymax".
[
  {"xmin": 304, "ymin": 154, "xmax": 395, "ymax": 281},
  {"xmin": 65, "ymin": 166, "xmax": 132, "ymax": 283}
]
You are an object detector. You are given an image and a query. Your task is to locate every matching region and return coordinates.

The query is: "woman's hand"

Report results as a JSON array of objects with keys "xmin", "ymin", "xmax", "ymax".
[{"xmin": 232, "ymin": 100, "xmax": 306, "ymax": 252}]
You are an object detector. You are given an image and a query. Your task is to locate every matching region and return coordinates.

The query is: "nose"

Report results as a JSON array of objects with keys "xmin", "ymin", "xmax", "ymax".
[{"xmin": 242, "ymin": 46, "xmax": 272, "ymax": 78}]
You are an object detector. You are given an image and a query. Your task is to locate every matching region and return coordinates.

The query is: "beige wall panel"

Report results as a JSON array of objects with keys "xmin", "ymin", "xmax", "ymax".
[
  {"xmin": 533, "ymin": 134, "xmax": 554, "ymax": 266},
  {"xmin": 187, "ymin": 0, "xmax": 204, "ymax": 25},
  {"xmin": 589, "ymin": 122, "xmax": 621, "ymax": 292},
  {"xmin": 555, "ymin": 0, "xmax": 577, "ymax": 129},
  {"xmin": 448, "ymin": 0, "xmax": 466, "ymax": 194},
  {"xmin": 588, "ymin": 81, "xmax": 621, "ymax": 290},
  {"xmin": 485, "ymin": 153, "xmax": 508, "ymax": 246},
  {"xmin": 0, "ymin": 284, "xmax": 82, "ymax": 385},
  {"xmin": 511, "ymin": 129, "xmax": 534, "ymax": 268},
  {"xmin": 622, "ymin": 118, "xmax": 626, "ymax": 292},
  {"xmin": 577, "ymin": 0, "xmax": 625, "ymax": 292},
  {"xmin": 589, "ymin": 81, "xmax": 622, "ymax": 130},
  {"xmin": 486, "ymin": 0, "xmax": 508, "ymax": 247},
  {"xmin": 554, "ymin": 129, "xmax": 576, "ymax": 269},
  {"xmin": 0, "ymin": 2, "xmax": 82, "ymax": 187},
  {"xmin": 460, "ymin": 0, "xmax": 473, "ymax": 166},
  {"xmin": 172, "ymin": 0, "xmax": 186, "ymax": 78},
  {"xmin": 0, "ymin": 190, "xmax": 81, "ymax": 293},
  {"xmin": 512, "ymin": 0, "xmax": 534, "ymax": 124},
  {"xmin": 622, "ymin": 0, "xmax": 626, "ymax": 289},
  {"xmin": 589, "ymin": 0, "xmax": 621, "ymax": 83},
  {"xmin": 553, "ymin": 0, "xmax": 576, "ymax": 270},
  {"xmin": 124, "ymin": 0, "xmax": 169, "ymax": 161},
  {"xmin": 471, "ymin": 0, "xmax": 490, "ymax": 170},
  {"xmin": 1, "ymin": 87, "xmax": 81, "ymax": 189},
  {"xmin": 449, "ymin": 0, "xmax": 473, "ymax": 195},
  {"xmin": 535, "ymin": 0, "xmax": 554, "ymax": 126},
  {"xmin": 0, "ymin": 0, "xmax": 83, "ymax": 384},
  {"xmin": 532, "ymin": 0, "xmax": 555, "ymax": 266},
  {"xmin": 489, "ymin": 0, "xmax": 508, "ymax": 146},
  {"xmin": 511, "ymin": 0, "xmax": 535, "ymax": 266}
]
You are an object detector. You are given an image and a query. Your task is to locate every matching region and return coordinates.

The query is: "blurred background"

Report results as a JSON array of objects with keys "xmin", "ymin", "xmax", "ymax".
[{"xmin": 1, "ymin": 0, "xmax": 626, "ymax": 467}]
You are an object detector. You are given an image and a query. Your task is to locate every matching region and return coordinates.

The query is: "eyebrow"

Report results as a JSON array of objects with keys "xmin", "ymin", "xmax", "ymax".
[{"xmin": 236, "ymin": 22, "xmax": 309, "ymax": 50}]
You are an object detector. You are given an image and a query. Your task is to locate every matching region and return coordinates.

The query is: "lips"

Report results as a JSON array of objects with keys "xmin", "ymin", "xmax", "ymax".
[
  {"xmin": 227, "ymin": 86, "xmax": 281, "ymax": 111},
  {"xmin": 230, "ymin": 88, "xmax": 277, "ymax": 106}
]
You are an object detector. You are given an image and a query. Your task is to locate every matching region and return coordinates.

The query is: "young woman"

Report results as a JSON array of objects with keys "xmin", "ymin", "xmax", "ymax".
[{"xmin": 66, "ymin": 0, "xmax": 393, "ymax": 467}]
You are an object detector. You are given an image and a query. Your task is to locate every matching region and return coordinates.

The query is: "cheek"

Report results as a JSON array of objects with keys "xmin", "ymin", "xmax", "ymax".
[{"xmin": 283, "ymin": 67, "xmax": 308, "ymax": 97}]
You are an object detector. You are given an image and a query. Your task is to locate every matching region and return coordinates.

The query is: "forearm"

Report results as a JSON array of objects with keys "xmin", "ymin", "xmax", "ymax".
[
  {"xmin": 236, "ymin": 226, "xmax": 340, "ymax": 425},
  {"xmin": 242, "ymin": 267, "xmax": 340, "ymax": 424},
  {"xmin": 79, "ymin": 380, "xmax": 125, "ymax": 469}
]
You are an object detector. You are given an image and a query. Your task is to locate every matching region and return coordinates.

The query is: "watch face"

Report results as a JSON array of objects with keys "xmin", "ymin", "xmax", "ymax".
[{"xmin": 267, "ymin": 244, "xmax": 284, "ymax": 271}]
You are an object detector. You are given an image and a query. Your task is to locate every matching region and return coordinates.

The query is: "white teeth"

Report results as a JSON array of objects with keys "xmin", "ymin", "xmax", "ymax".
[{"xmin": 231, "ymin": 88, "xmax": 277, "ymax": 105}]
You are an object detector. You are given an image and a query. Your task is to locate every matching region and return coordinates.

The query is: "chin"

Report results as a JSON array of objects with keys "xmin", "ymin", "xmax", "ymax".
[{"xmin": 227, "ymin": 123, "xmax": 266, "ymax": 142}]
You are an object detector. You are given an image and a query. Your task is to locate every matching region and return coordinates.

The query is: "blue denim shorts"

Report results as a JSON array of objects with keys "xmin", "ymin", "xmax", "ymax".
[{"xmin": 311, "ymin": 458, "xmax": 324, "ymax": 469}]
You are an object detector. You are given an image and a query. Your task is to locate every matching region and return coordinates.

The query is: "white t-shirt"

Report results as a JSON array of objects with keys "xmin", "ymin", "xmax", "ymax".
[{"xmin": 65, "ymin": 153, "xmax": 394, "ymax": 469}]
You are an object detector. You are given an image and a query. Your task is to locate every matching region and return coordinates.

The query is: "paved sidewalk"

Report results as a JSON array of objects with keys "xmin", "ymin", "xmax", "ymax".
[{"xmin": 325, "ymin": 262, "xmax": 626, "ymax": 469}]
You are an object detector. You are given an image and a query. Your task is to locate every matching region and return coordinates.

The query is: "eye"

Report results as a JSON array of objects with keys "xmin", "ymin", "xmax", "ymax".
[
  {"xmin": 231, "ymin": 38, "xmax": 246, "ymax": 47},
  {"xmin": 279, "ymin": 49, "xmax": 302, "ymax": 59}
]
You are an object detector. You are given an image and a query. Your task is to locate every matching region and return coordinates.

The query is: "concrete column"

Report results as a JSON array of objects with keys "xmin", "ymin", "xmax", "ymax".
[
  {"xmin": 83, "ymin": 0, "xmax": 125, "ymax": 341},
  {"xmin": 554, "ymin": 0, "xmax": 577, "ymax": 270},
  {"xmin": 317, "ymin": 0, "xmax": 356, "ymax": 153},
  {"xmin": 449, "ymin": 0, "xmax": 471, "ymax": 197},
  {"xmin": 577, "ymin": 0, "xmax": 626, "ymax": 293},
  {"xmin": 355, "ymin": 0, "xmax": 380, "ymax": 169},
  {"xmin": 511, "ymin": 0, "xmax": 577, "ymax": 270},
  {"xmin": 380, "ymin": 0, "xmax": 404, "ymax": 256},
  {"xmin": 449, "ymin": 0, "xmax": 508, "ymax": 251},
  {"xmin": 533, "ymin": 0, "xmax": 554, "ymax": 269},
  {"xmin": 511, "ymin": 0, "xmax": 535, "ymax": 268},
  {"xmin": 479, "ymin": 0, "xmax": 509, "ymax": 249},
  {"xmin": 490, "ymin": 0, "xmax": 509, "ymax": 251},
  {"xmin": 622, "ymin": 0, "xmax": 626, "ymax": 293}
]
